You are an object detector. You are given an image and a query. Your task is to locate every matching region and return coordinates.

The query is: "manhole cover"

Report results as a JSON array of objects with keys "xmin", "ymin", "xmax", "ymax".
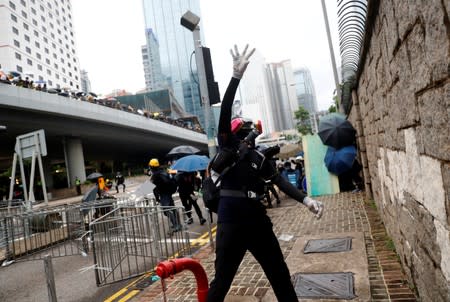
[
  {"xmin": 304, "ymin": 237, "xmax": 352, "ymax": 253},
  {"xmin": 293, "ymin": 272, "xmax": 356, "ymax": 299},
  {"xmin": 133, "ymin": 276, "xmax": 159, "ymax": 290}
]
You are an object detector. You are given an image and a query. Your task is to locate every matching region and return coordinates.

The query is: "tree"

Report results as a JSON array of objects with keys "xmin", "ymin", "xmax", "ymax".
[{"xmin": 294, "ymin": 106, "xmax": 313, "ymax": 135}]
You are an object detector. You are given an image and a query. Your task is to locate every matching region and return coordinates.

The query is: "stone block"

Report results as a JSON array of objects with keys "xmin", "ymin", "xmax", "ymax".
[
  {"xmin": 379, "ymin": 0, "xmax": 400, "ymax": 61},
  {"xmin": 412, "ymin": 247, "xmax": 449, "ymax": 302},
  {"xmin": 395, "ymin": 1, "xmax": 421, "ymax": 41},
  {"xmin": 406, "ymin": 22, "xmax": 432, "ymax": 93},
  {"xmin": 417, "ymin": 83, "xmax": 450, "ymax": 161},
  {"xmin": 422, "ymin": 0, "xmax": 450, "ymax": 83},
  {"xmin": 442, "ymin": 163, "xmax": 450, "ymax": 226}
]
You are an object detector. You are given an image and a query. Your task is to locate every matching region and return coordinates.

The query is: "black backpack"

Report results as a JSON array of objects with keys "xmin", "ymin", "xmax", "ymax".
[
  {"xmin": 154, "ymin": 171, "xmax": 178, "ymax": 194},
  {"xmin": 201, "ymin": 175, "xmax": 221, "ymax": 213}
]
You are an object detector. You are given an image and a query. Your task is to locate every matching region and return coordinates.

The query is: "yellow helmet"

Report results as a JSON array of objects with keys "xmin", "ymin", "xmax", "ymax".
[{"xmin": 149, "ymin": 158, "xmax": 160, "ymax": 167}]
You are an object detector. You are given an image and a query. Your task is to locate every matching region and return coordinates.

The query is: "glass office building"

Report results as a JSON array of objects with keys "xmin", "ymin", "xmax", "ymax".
[
  {"xmin": 142, "ymin": 0, "xmax": 204, "ymax": 125},
  {"xmin": 293, "ymin": 68, "xmax": 318, "ymax": 114}
]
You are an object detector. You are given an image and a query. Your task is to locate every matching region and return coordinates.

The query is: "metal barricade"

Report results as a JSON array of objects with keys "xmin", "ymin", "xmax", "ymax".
[
  {"xmin": 0, "ymin": 199, "xmax": 118, "ymax": 264},
  {"xmin": 90, "ymin": 204, "xmax": 191, "ymax": 286}
]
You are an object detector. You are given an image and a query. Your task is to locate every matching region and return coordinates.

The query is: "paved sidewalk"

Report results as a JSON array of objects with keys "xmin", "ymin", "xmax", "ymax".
[{"xmin": 131, "ymin": 192, "xmax": 417, "ymax": 302}]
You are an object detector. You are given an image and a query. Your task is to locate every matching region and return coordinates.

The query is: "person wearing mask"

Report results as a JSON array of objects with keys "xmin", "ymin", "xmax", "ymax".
[
  {"xmin": 148, "ymin": 158, "xmax": 181, "ymax": 233},
  {"xmin": 177, "ymin": 172, "xmax": 207, "ymax": 225},
  {"xmin": 206, "ymin": 45, "xmax": 324, "ymax": 302},
  {"xmin": 281, "ymin": 161, "xmax": 300, "ymax": 188}
]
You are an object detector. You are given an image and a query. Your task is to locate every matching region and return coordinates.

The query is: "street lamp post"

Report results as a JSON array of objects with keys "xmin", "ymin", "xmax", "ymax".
[{"xmin": 180, "ymin": 11, "xmax": 216, "ymax": 158}]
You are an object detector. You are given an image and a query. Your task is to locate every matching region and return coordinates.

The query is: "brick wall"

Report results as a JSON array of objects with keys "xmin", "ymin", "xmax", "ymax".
[{"xmin": 348, "ymin": 1, "xmax": 450, "ymax": 301}]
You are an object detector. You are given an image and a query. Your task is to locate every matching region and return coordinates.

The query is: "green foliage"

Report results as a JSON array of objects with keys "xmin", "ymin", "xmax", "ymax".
[
  {"xmin": 294, "ymin": 106, "xmax": 313, "ymax": 135},
  {"xmin": 328, "ymin": 103, "xmax": 337, "ymax": 113}
]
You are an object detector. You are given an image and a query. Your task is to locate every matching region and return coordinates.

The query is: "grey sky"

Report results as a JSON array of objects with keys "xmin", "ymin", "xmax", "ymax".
[{"xmin": 72, "ymin": 0, "xmax": 340, "ymax": 111}]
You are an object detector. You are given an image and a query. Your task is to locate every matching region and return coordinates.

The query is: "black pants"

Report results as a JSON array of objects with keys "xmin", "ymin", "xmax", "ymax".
[
  {"xmin": 207, "ymin": 220, "xmax": 298, "ymax": 302},
  {"xmin": 115, "ymin": 182, "xmax": 126, "ymax": 193},
  {"xmin": 180, "ymin": 193, "xmax": 204, "ymax": 220}
]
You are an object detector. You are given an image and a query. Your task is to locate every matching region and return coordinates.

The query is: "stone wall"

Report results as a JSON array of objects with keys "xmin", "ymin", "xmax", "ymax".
[{"xmin": 348, "ymin": 1, "xmax": 450, "ymax": 301}]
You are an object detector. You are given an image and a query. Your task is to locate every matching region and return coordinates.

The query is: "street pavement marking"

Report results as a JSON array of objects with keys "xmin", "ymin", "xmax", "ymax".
[
  {"xmin": 104, "ymin": 226, "xmax": 216, "ymax": 302},
  {"xmin": 117, "ymin": 290, "xmax": 140, "ymax": 302},
  {"xmin": 104, "ymin": 288, "xmax": 128, "ymax": 302}
]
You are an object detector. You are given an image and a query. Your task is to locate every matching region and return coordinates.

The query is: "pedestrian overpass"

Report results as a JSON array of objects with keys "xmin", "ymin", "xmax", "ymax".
[{"xmin": 0, "ymin": 84, "xmax": 207, "ymax": 187}]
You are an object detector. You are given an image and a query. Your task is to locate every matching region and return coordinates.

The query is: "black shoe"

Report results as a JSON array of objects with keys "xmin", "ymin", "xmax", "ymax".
[
  {"xmin": 276, "ymin": 200, "xmax": 281, "ymax": 204},
  {"xmin": 267, "ymin": 204, "xmax": 273, "ymax": 208},
  {"xmin": 186, "ymin": 217, "xmax": 194, "ymax": 224},
  {"xmin": 200, "ymin": 218, "xmax": 206, "ymax": 225}
]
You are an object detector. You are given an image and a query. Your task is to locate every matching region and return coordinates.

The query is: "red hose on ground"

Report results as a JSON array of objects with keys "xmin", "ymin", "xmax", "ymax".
[{"xmin": 156, "ymin": 258, "xmax": 209, "ymax": 302}]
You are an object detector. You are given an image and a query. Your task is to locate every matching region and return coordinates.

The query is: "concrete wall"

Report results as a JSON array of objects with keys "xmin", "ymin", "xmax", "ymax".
[{"xmin": 348, "ymin": 1, "xmax": 450, "ymax": 301}]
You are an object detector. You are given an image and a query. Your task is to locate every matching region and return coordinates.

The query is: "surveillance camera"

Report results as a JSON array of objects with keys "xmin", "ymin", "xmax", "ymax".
[{"xmin": 180, "ymin": 10, "xmax": 200, "ymax": 31}]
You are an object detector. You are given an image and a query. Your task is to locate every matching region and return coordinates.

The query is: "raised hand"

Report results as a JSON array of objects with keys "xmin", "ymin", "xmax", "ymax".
[{"xmin": 230, "ymin": 44, "xmax": 256, "ymax": 79}]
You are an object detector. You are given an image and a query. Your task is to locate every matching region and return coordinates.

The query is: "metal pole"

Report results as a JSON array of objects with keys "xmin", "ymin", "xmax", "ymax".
[
  {"xmin": 320, "ymin": 0, "xmax": 342, "ymax": 112},
  {"xmin": 43, "ymin": 255, "xmax": 58, "ymax": 302},
  {"xmin": 192, "ymin": 27, "xmax": 216, "ymax": 158},
  {"xmin": 8, "ymin": 153, "xmax": 17, "ymax": 201}
]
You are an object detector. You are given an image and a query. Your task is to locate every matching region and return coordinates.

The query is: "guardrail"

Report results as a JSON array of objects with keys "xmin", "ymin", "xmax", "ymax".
[
  {"xmin": 0, "ymin": 199, "xmax": 117, "ymax": 264},
  {"xmin": 90, "ymin": 204, "xmax": 191, "ymax": 286}
]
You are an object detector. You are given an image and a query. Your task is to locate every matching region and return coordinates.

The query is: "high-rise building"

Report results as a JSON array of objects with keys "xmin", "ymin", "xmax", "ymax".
[
  {"xmin": 238, "ymin": 51, "xmax": 275, "ymax": 135},
  {"xmin": 265, "ymin": 60, "xmax": 297, "ymax": 132},
  {"xmin": 293, "ymin": 68, "xmax": 318, "ymax": 114},
  {"xmin": 293, "ymin": 67, "xmax": 318, "ymax": 133},
  {"xmin": 0, "ymin": 0, "xmax": 81, "ymax": 90},
  {"xmin": 80, "ymin": 69, "xmax": 91, "ymax": 94},
  {"xmin": 142, "ymin": 28, "xmax": 163, "ymax": 91},
  {"xmin": 141, "ymin": 0, "xmax": 205, "ymax": 124}
]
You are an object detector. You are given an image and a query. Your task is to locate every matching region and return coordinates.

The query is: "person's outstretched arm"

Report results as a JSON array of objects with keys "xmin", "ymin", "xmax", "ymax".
[
  {"xmin": 218, "ymin": 45, "xmax": 255, "ymax": 145},
  {"xmin": 271, "ymin": 173, "xmax": 324, "ymax": 219}
]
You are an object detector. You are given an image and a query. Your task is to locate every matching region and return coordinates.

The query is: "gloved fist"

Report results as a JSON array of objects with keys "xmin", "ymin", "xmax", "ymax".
[
  {"xmin": 303, "ymin": 197, "xmax": 324, "ymax": 219},
  {"xmin": 230, "ymin": 44, "xmax": 256, "ymax": 79}
]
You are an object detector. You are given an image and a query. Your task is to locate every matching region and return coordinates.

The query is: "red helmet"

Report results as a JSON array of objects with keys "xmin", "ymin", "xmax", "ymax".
[{"xmin": 231, "ymin": 117, "xmax": 263, "ymax": 140}]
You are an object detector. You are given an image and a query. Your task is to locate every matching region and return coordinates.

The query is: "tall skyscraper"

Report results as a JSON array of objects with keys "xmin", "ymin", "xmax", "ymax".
[
  {"xmin": 293, "ymin": 68, "xmax": 319, "ymax": 133},
  {"xmin": 142, "ymin": 28, "xmax": 163, "ymax": 91},
  {"xmin": 265, "ymin": 60, "xmax": 297, "ymax": 132},
  {"xmin": 238, "ymin": 51, "xmax": 275, "ymax": 135},
  {"xmin": 141, "ymin": 0, "xmax": 204, "ymax": 124},
  {"xmin": 293, "ymin": 68, "xmax": 318, "ymax": 114},
  {"xmin": 0, "ymin": 0, "xmax": 81, "ymax": 89},
  {"xmin": 80, "ymin": 69, "xmax": 91, "ymax": 94}
]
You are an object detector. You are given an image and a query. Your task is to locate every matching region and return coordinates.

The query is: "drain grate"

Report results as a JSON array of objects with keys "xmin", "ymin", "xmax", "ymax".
[
  {"xmin": 304, "ymin": 237, "xmax": 352, "ymax": 253},
  {"xmin": 293, "ymin": 272, "xmax": 356, "ymax": 299}
]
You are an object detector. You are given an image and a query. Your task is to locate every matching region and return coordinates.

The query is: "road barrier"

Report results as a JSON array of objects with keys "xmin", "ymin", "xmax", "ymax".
[
  {"xmin": 90, "ymin": 204, "xmax": 191, "ymax": 286},
  {"xmin": 0, "ymin": 199, "xmax": 118, "ymax": 264}
]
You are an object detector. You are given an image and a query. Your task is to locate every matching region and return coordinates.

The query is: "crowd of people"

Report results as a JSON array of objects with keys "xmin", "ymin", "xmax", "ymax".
[{"xmin": 0, "ymin": 70, "xmax": 205, "ymax": 134}]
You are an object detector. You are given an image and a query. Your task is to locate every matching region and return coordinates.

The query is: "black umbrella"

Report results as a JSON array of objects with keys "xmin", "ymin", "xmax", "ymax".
[
  {"xmin": 318, "ymin": 113, "xmax": 356, "ymax": 149},
  {"xmin": 86, "ymin": 172, "xmax": 103, "ymax": 181},
  {"xmin": 167, "ymin": 145, "xmax": 201, "ymax": 158}
]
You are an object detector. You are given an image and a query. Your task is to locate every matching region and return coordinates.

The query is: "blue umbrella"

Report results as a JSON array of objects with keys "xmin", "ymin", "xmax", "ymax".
[
  {"xmin": 171, "ymin": 155, "xmax": 210, "ymax": 172},
  {"xmin": 324, "ymin": 145, "xmax": 357, "ymax": 175}
]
